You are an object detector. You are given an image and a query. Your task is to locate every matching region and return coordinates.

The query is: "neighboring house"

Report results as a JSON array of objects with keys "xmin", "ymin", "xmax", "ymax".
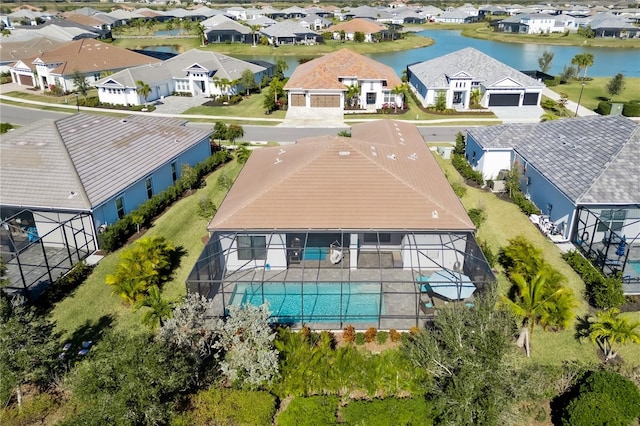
[
  {"xmin": 260, "ymin": 20, "xmax": 320, "ymax": 45},
  {"xmin": 587, "ymin": 13, "xmax": 640, "ymax": 38},
  {"xmin": 434, "ymin": 10, "xmax": 472, "ymax": 23},
  {"xmin": 202, "ymin": 14, "xmax": 252, "ymax": 43},
  {"xmin": 186, "ymin": 120, "xmax": 494, "ymax": 329},
  {"xmin": 284, "ymin": 48, "xmax": 403, "ymax": 115},
  {"xmin": 0, "ymin": 36, "xmax": 65, "ymax": 74},
  {"xmin": 9, "ymin": 39, "xmax": 159, "ymax": 91},
  {"xmin": 95, "ymin": 49, "xmax": 272, "ymax": 106},
  {"xmin": 298, "ymin": 14, "xmax": 331, "ymax": 31},
  {"xmin": 1, "ymin": 114, "xmax": 212, "ymax": 297},
  {"xmin": 407, "ymin": 47, "xmax": 544, "ymax": 109},
  {"xmin": 497, "ymin": 13, "xmax": 563, "ymax": 34},
  {"xmin": 465, "ymin": 115, "xmax": 640, "ymax": 292},
  {"xmin": 325, "ymin": 18, "xmax": 388, "ymax": 42}
]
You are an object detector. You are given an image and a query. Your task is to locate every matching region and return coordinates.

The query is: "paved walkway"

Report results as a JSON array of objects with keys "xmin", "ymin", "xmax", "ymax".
[{"xmin": 543, "ymin": 87, "xmax": 599, "ymax": 117}]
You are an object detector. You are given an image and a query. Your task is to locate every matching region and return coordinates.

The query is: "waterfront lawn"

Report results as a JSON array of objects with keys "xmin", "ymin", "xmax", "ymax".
[
  {"xmin": 50, "ymin": 160, "xmax": 244, "ymax": 340},
  {"xmin": 549, "ymin": 77, "xmax": 640, "ymax": 111},
  {"xmin": 462, "ymin": 25, "xmax": 640, "ymax": 48},
  {"xmin": 434, "ymin": 154, "xmax": 640, "ymax": 367},
  {"xmin": 113, "ymin": 33, "xmax": 432, "ymax": 57}
]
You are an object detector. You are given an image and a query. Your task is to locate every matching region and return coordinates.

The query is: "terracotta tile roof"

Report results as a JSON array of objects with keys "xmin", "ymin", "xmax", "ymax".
[
  {"xmin": 25, "ymin": 39, "xmax": 160, "ymax": 75},
  {"xmin": 209, "ymin": 120, "xmax": 474, "ymax": 232},
  {"xmin": 284, "ymin": 48, "xmax": 402, "ymax": 90},
  {"xmin": 325, "ymin": 18, "xmax": 386, "ymax": 34}
]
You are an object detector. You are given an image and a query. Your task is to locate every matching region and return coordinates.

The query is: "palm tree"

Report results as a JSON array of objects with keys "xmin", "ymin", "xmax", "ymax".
[
  {"xmin": 571, "ymin": 53, "xmax": 595, "ymax": 80},
  {"xmin": 196, "ymin": 23, "xmax": 206, "ymax": 46},
  {"xmin": 236, "ymin": 145, "xmax": 251, "ymax": 164},
  {"xmin": 501, "ymin": 273, "xmax": 574, "ymax": 357},
  {"xmin": 136, "ymin": 80, "xmax": 151, "ymax": 107},
  {"xmin": 588, "ymin": 308, "xmax": 640, "ymax": 360},
  {"xmin": 345, "ymin": 84, "xmax": 360, "ymax": 108},
  {"xmin": 391, "ymin": 84, "xmax": 408, "ymax": 111},
  {"xmin": 219, "ymin": 77, "xmax": 231, "ymax": 101},
  {"xmin": 470, "ymin": 88, "xmax": 481, "ymax": 108},
  {"xmin": 134, "ymin": 285, "xmax": 174, "ymax": 328},
  {"xmin": 249, "ymin": 24, "xmax": 261, "ymax": 47}
]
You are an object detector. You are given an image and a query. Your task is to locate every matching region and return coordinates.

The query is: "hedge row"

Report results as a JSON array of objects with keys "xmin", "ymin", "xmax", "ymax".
[
  {"xmin": 595, "ymin": 101, "xmax": 640, "ymax": 117},
  {"xmin": 511, "ymin": 191, "xmax": 540, "ymax": 216},
  {"xmin": 98, "ymin": 150, "xmax": 231, "ymax": 252},
  {"xmin": 451, "ymin": 154, "xmax": 483, "ymax": 185},
  {"xmin": 562, "ymin": 250, "xmax": 624, "ymax": 309}
]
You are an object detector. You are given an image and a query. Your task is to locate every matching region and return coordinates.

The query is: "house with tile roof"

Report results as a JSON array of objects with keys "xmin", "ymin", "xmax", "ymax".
[
  {"xmin": 407, "ymin": 47, "xmax": 544, "ymax": 109},
  {"xmin": 9, "ymin": 39, "xmax": 159, "ymax": 91},
  {"xmin": 1, "ymin": 114, "xmax": 212, "ymax": 297},
  {"xmin": 0, "ymin": 36, "xmax": 65, "ymax": 73},
  {"xmin": 284, "ymin": 48, "xmax": 403, "ymax": 118},
  {"xmin": 325, "ymin": 18, "xmax": 388, "ymax": 42},
  {"xmin": 465, "ymin": 115, "xmax": 640, "ymax": 292},
  {"xmin": 186, "ymin": 120, "xmax": 495, "ymax": 329},
  {"xmin": 94, "ymin": 49, "xmax": 272, "ymax": 106}
]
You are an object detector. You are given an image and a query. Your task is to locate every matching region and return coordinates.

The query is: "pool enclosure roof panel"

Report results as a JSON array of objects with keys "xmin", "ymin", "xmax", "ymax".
[{"xmin": 209, "ymin": 120, "xmax": 474, "ymax": 232}]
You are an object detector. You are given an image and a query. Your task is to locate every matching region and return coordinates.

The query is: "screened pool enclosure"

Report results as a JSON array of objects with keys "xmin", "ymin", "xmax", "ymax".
[{"xmin": 187, "ymin": 230, "xmax": 495, "ymax": 330}]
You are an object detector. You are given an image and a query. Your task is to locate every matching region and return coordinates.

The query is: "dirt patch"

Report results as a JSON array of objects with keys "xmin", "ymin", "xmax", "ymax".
[{"xmin": 334, "ymin": 332, "xmax": 403, "ymax": 352}]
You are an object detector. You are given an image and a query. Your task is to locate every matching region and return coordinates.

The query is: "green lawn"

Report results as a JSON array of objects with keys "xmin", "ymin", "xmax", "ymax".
[
  {"xmin": 462, "ymin": 25, "xmax": 640, "ymax": 48},
  {"xmin": 50, "ymin": 160, "xmax": 244, "ymax": 341},
  {"xmin": 182, "ymin": 92, "xmax": 286, "ymax": 119},
  {"xmin": 548, "ymin": 77, "xmax": 640, "ymax": 111},
  {"xmin": 434, "ymin": 154, "xmax": 640, "ymax": 367}
]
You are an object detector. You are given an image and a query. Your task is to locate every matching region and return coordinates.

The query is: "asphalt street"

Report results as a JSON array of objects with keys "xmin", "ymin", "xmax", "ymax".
[{"xmin": 1, "ymin": 104, "xmax": 466, "ymax": 144}]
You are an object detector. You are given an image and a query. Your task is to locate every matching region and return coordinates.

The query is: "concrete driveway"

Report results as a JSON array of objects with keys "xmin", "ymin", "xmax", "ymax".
[
  {"xmin": 490, "ymin": 106, "xmax": 545, "ymax": 123},
  {"xmin": 282, "ymin": 106, "xmax": 345, "ymax": 127}
]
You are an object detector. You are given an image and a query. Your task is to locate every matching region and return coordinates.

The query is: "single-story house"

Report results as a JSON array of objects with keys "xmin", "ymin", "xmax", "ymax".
[
  {"xmin": 1, "ymin": 114, "xmax": 212, "ymax": 298},
  {"xmin": 284, "ymin": 48, "xmax": 403, "ymax": 117},
  {"xmin": 9, "ymin": 38, "xmax": 159, "ymax": 91},
  {"xmin": 202, "ymin": 14, "xmax": 252, "ymax": 44},
  {"xmin": 187, "ymin": 120, "xmax": 494, "ymax": 329},
  {"xmin": 465, "ymin": 115, "xmax": 640, "ymax": 292},
  {"xmin": 0, "ymin": 36, "xmax": 65, "ymax": 74},
  {"xmin": 407, "ymin": 47, "xmax": 545, "ymax": 109},
  {"xmin": 95, "ymin": 49, "xmax": 272, "ymax": 106},
  {"xmin": 260, "ymin": 20, "xmax": 320, "ymax": 45},
  {"xmin": 324, "ymin": 18, "xmax": 388, "ymax": 42}
]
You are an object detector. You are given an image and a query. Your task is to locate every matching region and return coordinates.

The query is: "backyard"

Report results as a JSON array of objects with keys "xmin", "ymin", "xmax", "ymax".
[{"xmin": 551, "ymin": 77, "xmax": 640, "ymax": 111}]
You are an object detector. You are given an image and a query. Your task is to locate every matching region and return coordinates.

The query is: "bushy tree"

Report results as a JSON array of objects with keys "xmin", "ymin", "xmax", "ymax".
[
  {"xmin": 606, "ymin": 73, "xmax": 625, "ymax": 101},
  {"xmin": 72, "ymin": 70, "xmax": 90, "ymax": 98},
  {"xmin": 274, "ymin": 58, "xmax": 288, "ymax": 80},
  {"xmin": 226, "ymin": 124, "xmax": 244, "ymax": 147},
  {"xmin": 68, "ymin": 331, "xmax": 192, "ymax": 425},
  {"xmin": 0, "ymin": 293, "xmax": 61, "ymax": 408},
  {"xmin": 214, "ymin": 304, "xmax": 279, "ymax": 389},
  {"xmin": 538, "ymin": 50, "xmax": 554, "ymax": 73},
  {"xmin": 403, "ymin": 291, "xmax": 517, "ymax": 425},
  {"xmin": 453, "ymin": 131, "xmax": 465, "ymax": 155},
  {"xmin": 212, "ymin": 121, "xmax": 228, "ymax": 142},
  {"xmin": 239, "ymin": 68, "xmax": 256, "ymax": 96},
  {"xmin": 354, "ymin": 31, "xmax": 365, "ymax": 42},
  {"xmin": 558, "ymin": 65, "xmax": 577, "ymax": 83},
  {"xmin": 434, "ymin": 90, "xmax": 447, "ymax": 111}
]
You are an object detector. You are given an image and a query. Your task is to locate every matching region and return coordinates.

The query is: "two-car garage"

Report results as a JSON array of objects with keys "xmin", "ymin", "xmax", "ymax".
[{"xmin": 487, "ymin": 92, "xmax": 540, "ymax": 107}]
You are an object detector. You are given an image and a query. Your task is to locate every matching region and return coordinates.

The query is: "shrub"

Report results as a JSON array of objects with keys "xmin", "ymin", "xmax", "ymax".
[
  {"xmin": 389, "ymin": 329, "xmax": 401, "ymax": 342},
  {"xmin": 577, "ymin": 370, "xmax": 640, "ymax": 422},
  {"xmin": 511, "ymin": 191, "xmax": 540, "ymax": 215},
  {"xmin": 468, "ymin": 207, "xmax": 486, "ymax": 228},
  {"xmin": 478, "ymin": 239, "xmax": 497, "ymax": 269},
  {"xmin": 33, "ymin": 261, "xmax": 94, "ymax": 310},
  {"xmin": 187, "ymin": 388, "xmax": 276, "ymax": 426},
  {"xmin": 562, "ymin": 250, "xmax": 624, "ymax": 309},
  {"xmin": 623, "ymin": 101, "xmax": 640, "ymax": 117},
  {"xmin": 0, "ymin": 393, "xmax": 61, "ymax": 425},
  {"xmin": 376, "ymin": 331, "xmax": 388, "ymax": 344},
  {"xmin": 343, "ymin": 325, "xmax": 355, "ymax": 343},
  {"xmin": 364, "ymin": 327, "xmax": 377, "ymax": 343},
  {"xmin": 355, "ymin": 332, "xmax": 365, "ymax": 345},
  {"xmin": 451, "ymin": 154, "xmax": 483, "ymax": 185},
  {"xmin": 340, "ymin": 398, "xmax": 433, "ymax": 426},
  {"xmin": 0, "ymin": 123, "xmax": 14, "ymax": 134},
  {"xmin": 562, "ymin": 392, "xmax": 620, "ymax": 426},
  {"xmin": 595, "ymin": 101, "xmax": 612, "ymax": 115},
  {"xmin": 277, "ymin": 396, "xmax": 338, "ymax": 426},
  {"xmin": 451, "ymin": 182, "xmax": 467, "ymax": 198},
  {"xmin": 197, "ymin": 196, "xmax": 217, "ymax": 220}
]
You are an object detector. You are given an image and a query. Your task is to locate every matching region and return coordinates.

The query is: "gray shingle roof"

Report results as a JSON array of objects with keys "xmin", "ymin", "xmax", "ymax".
[
  {"xmin": 470, "ymin": 116, "xmax": 640, "ymax": 205},
  {"xmin": 1, "ymin": 114, "xmax": 211, "ymax": 211},
  {"xmin": 95, "ymin": 49, "xmax": 266, "ymax": 88},
  {"xmin": 408, "ymin": 47, "xmax": 545, "ymax": 89},
  {"xmin": 261, "ymin": 20, "xmax": 319, "ymax": 38}
]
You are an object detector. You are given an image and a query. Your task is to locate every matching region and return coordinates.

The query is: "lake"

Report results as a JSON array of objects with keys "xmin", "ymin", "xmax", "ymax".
[{"xmin": 143, "ymin": 30, "xmax": 640, "ymax": 78}]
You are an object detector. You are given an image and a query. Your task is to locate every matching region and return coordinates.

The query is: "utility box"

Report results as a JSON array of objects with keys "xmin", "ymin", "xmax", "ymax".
[
  {"xmin": 610, "ymin": 103, "xmax": 623, "ymax": 116},
  {"xmin": 437, "ymin": 146, "xmax": 453, "ymax": 159}
]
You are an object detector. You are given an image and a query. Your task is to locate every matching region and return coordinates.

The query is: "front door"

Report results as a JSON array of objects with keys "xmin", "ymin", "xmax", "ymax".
[
  {"xmin": 453, "ymin": 91, "xmax": 463, "ymax": 104},
  {"xmin": 366, "ymin": 92, "xmax": 376, "ymax": 105}
]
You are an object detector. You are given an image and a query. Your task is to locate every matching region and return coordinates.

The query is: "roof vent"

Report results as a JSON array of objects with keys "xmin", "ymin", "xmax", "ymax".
[
  {"xmin": 67, "ymin": 191, "xmax": 78, "ymax": 199},
  {"xmin": 338, "ymin": 151, "xmax": 350, "ymax": 156},
  {"xmin": 408, "ymin": 153, "xmax": 417, "ymax": 160},
  {"xmin": 120, "ymin": 119, "xmax": 128, "ymax": 123},
  {"xmin": 387, "ymin": 154, "xmax": 397, "ymax": 160},
  {"xmin": 278, "ymin": 148, "xmax": 286, "ymax": 155},
  {"xmin": 432, "ymin": 210, "xmax": 439, "ymax": 219},
  {"xmin": 274, "ymin": 158, "xmax": 282, "ymax": 165}
]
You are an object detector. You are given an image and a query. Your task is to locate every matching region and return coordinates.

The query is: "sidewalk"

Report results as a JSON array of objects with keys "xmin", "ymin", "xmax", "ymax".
[{"xmin": 543, "ymin": 87, "xmax": 599, "ymax": 117}]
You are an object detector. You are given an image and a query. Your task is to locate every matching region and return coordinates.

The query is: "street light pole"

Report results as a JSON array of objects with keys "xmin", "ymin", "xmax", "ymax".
[
  {"xmin": 575, "ymin": 82, "xmax": 586, "ymax": 117},
  {"xmin": 74, "ymin": 92, "xmax": 79, "ymax": 112}
]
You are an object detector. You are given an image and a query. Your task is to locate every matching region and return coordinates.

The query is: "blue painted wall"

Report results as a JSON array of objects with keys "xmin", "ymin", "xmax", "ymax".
[
  {"xmin": 408, "ymin": 69, "xmax": 428, "ymax": 99},
  {"xmin": 518, "ymin": 155, "xmax": 577, "ymax": 239},
  {"xmin": 93, "ymin": 137, "xmax": 211, "ymax": 228},
  {"xmin": 465, "ymin": 134, "xmax": 482, "ymax": 166}
]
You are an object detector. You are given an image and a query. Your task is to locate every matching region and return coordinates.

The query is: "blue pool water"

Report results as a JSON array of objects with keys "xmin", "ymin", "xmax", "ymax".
[
  {"xmin": 630, "ymin": 261, "xmax": 640, "ymax": 275},
  {"xmin": 230, "ymin": 282, "xmax": 383, "ymax": 323}
]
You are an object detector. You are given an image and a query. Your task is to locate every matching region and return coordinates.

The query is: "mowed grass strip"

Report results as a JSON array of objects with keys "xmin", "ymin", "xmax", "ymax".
[
  {"xmin": 433, "ymin": 154, "xmax": 640, "ymax": 367},
  {"xmin": 547, "ymin": 77, "xmax": 640, "ymax": 111},
  {"xmin": 51, "ymin": 160, "xmax": 244, "ymax": 340}
]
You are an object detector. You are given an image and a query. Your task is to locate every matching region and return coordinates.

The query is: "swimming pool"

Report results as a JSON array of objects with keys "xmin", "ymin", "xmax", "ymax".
[
  {"xmin": 629, "ymin": 260, "xmax": 640, "ymax": 275},
  {"xmin": 229, "ymin": 282, "xmax": 384, "ymax": 323}
]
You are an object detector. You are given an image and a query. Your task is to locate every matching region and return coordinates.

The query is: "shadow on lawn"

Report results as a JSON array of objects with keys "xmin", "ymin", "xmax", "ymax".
[{"xmin": 59, "ymin": 314, "xmax": 114, "ymax": 364}]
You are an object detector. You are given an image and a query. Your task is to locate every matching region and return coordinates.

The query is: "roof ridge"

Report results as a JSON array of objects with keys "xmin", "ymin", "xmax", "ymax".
[
  {"xmin": 53, "ymin": 116, "xmax": 92, "ymax": 209},
  {"xmin": 576, "ymin": 122, "xmax": 640, "ymax": 203}
]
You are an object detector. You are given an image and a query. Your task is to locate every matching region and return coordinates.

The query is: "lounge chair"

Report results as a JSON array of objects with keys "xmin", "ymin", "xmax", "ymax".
[{"xmin": 330, "ymin": 241, "xmax": 344, "ymax": 264}]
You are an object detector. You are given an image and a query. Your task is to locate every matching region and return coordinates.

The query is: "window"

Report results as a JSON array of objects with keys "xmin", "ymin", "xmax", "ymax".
[
  {"xmin": 171, "ymin": 162, "xmax": 177, "ymax": 182},
  {"xmin": 597, "ymin": 209, "xmax": 626, "ymax": 232},
  {"xmin": 237, "ymin": 236, "xmax": 267, "ymax": 260},
  {"xmin": 145, "ymin": 177, "xmax": 153, "ymax": 199},
  {"xmin": 115, "ymin": 197, "xmax": 125, "ymax": 219},
  {"xmin": 383, "ymin": 91, "xmax": 394, "ymax": 103}
]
